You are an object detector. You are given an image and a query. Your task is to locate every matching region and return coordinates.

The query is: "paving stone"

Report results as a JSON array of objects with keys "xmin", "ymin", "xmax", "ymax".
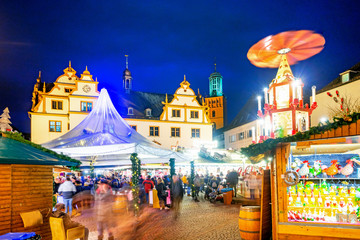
[{"xmin": 75, "ymin": 194, "xmax": 242, "ymax": 240}]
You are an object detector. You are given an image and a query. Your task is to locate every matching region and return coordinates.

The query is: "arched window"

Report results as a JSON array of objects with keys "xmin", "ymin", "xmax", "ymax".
[
  {"xmin": 128, "ymin": 107, "xmax": 134, "ymax": 115},
  {"xmin": 146, "ymin": 108, "xmax": 152, "ymax": 117},
  {"xmin": 212, "ymin": 110, "xmax": 216, "ymax": 118},
  {"xmin": 125, "ymin": 79, "xmax": 130, "ymax": 89}
]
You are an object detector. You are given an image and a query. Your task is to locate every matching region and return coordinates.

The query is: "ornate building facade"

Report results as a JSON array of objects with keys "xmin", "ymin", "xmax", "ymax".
[
  {"xmin": 29, "ymin": 62, "xmax": 99, "ymax": 144},
  {"xmin": 29, "ymin": 59, "xmax": 217, "ymax": 149}
]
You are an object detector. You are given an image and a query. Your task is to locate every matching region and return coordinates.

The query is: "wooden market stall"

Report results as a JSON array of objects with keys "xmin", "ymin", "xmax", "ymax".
[
  {"xmin": 270, "ymin": 127, "xmax": 360, "ymax": 240},
  {"xmin": 0, "ymin": 135, "xmax": 79, "ymax": 239}
]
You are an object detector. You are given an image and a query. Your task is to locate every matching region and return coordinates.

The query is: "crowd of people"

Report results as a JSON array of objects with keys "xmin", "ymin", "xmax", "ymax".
[{"xmin": 52, "ymin": 170, "xmax": 255, "ymax": 239}]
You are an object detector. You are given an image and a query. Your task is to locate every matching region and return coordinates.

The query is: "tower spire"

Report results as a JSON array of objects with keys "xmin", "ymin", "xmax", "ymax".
[
  {"xmin": 125, "ymin": 54, "xmax": 129, "ymax": 69},
  {"xmin": 214, "ymin": 57, "xmax": 217, "ymax": 72},
  {"xmin": 38, "ymin": 71, "xmax": 41, "ymax": 79},
  {"xmin": 69, "ymin": 60, "xmax": 71, "ymax": 68}
]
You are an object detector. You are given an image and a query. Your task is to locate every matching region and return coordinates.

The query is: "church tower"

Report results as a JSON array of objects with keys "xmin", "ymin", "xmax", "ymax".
[
  {"xmin": 205, "ymin": 61, "xmax": 226, "ymax": 130},
  {"xmin": 123, "ymin": 55, "xmax": 132, "ymax": 93}
]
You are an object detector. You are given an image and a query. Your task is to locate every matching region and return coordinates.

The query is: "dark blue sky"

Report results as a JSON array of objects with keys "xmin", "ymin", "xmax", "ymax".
[{"xmin": 1, "ymin": 1, "xmax": 360, "ymax": 133}]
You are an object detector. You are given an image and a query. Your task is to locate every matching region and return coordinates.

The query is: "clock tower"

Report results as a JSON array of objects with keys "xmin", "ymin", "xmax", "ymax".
[{"xmin": 205, "ymin": 62, "xmax": 226, "ymax": 130}]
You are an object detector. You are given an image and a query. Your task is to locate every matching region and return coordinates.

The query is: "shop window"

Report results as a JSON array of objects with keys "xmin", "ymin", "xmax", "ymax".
[
  {"xmin": 150, "ymin": 126, "xmax": 159, "ymax": 136},
  {"xmin": 191, "ymin": 128, "xmax": 200, "ymax": 138},
  {"xmin": 51, "ymin": 100, "xmax": 63, "ymax": 110},
  {"xmin": 171, "ymin": 127, "xmax": 180, "ymax": 137},
  {"xmin": 172, "ymin": 109, "xmax": 180, "ymax": 118},
  {"xmin": 81, "ymin": 101, "xmax": 92, "ymax": 112},
  {"xmin": 130, "ymin": 125, "xmax": 137, "ymax": 131},
  {"xmin": 49, "ymin": 121, "xmax": 61, "ymax": 132},
  {"xmin": 190, "ymin": 111, "xmax": 199, "ymax": 119}
]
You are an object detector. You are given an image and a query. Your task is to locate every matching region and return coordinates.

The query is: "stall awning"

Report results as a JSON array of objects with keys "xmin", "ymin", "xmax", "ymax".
[{"xmin": 0, "ymin": 136, "xmax": 78, "ymax": 166}]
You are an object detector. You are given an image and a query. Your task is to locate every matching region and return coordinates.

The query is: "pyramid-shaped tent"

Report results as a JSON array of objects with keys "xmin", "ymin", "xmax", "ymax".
[{"xmin": 43, "ymin": 88, "xmax": 189, "ymax": 168}]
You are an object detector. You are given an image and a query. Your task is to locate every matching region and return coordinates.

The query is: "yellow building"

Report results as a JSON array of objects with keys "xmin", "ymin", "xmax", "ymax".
[{"xmin": 29, "ymin": 62, "xmax": 99, "ymax": 144}]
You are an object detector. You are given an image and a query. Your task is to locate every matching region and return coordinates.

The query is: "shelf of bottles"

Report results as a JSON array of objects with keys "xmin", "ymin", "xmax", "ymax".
[{"xmin": 286, "ymin": 150, "xmax": 360, "ymax": 224}]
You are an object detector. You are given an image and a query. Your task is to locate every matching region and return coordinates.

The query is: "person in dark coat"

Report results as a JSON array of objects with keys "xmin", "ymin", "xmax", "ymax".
[
  {"xmin": 171, "ymin": 174, "xmax": 184, "ymax": 219},
  {"xmin": 156, "ymin": 178, "xmax": 169, "ymax": 210}
]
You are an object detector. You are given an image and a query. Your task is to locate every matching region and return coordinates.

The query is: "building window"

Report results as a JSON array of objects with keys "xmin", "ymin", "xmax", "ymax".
[
  {"xmin": 149, "ymin": 126, "xmax": 159, "ymax": 136},
  {"xmin": 130, "ymin": 125, "xmax": 137, "ymax": 131},
  {"xmin": 128, "ymin": 107, "xmax": 134, "ymax": 115},
  {"xmin": 172, "ymin": 109, "xmax": 180, "ymax": 118},
  {"xmin": 146, "ymin": 108, "xmax": 152, "ymax": 117},
  {"xmin": 65, "ymin": 88, "xmax": 72, "ymax": 93},
  {"xmin": 190, "ymin": 111, "xmax": 199, "ymax": 119},
  {"xmin": 49, "ymin": 121, "xmax": 61, "ymax": 132},
  {"xmin": 191, "ymin": 128, "xmax": 200, "ymax": 138},
  {"xmin": 212, "ymin": 110, "xmax": 216, "ymax": 118},
  {"xmin": 81, "ymin": 101, "xmax": 92, "ymax": 112},
  {"xmin": 239, "ymin": 132, "xmax": 244, "ymax": 140},
  {"xmin": 171, "ymin": 127, "xmax": 180, "ymax": 137},
  {"xmin": 230, "ymin": 134, "xmax": 236, "ymax": 143},
  {"xmin": 341, "ymin": 73, "xmax": 350, "ymax": 83},
  {"xmin": 51, "ymin": 100, "xmax": 63, "ymax": 110},
  {"xmin": 247, "ymin": 129, "xmax": 252, "ymax": 138},
  {"xmin": 125, "ymin": 79, "xmax": 130, "ymax": 89}
]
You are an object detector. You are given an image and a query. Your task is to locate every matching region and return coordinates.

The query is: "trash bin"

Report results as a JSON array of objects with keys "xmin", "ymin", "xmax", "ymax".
[{"xmin": 223, "ymin": 190, "xmax": 233, "ymax": 205}]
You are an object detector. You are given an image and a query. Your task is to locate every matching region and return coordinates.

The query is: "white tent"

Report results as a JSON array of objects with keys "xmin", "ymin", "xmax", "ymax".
[{"xmin": 43, "ymin": 88, "xmax": 189, "ymax": 168}]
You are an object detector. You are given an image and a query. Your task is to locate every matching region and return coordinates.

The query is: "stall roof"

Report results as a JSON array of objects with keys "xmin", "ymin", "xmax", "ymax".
[{"xmin": 0, "ymin": 136, "xmax": 78, "ymax": 166}]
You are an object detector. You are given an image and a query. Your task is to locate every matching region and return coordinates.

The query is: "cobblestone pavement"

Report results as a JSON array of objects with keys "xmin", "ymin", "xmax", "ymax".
[{"xmin": 75, "ymin": 195, "xmax": 242, "ymax": 240}]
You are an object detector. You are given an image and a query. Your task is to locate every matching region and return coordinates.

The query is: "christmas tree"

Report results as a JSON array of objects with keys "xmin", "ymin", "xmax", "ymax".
[{"xmin": 0, "ymin": 107, "xmax": 13, "ymax": 132}]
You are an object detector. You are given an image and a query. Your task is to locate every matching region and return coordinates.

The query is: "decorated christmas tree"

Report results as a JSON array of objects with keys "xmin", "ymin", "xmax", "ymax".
[{"xmin": 0, "ymin": 107, "xmax": 13, "ymax": 132}]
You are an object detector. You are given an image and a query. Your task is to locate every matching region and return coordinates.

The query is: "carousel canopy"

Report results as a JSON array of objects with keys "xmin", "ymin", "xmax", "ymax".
[{"xmin": 43, "ymin": 88, "xmax": 188, "ymax": 167}]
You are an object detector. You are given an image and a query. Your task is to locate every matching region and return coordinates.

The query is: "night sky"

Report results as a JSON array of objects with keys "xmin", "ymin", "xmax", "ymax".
[{"xmin": 1, "ymin": 1, "xmax": 360, "ymax": 133}]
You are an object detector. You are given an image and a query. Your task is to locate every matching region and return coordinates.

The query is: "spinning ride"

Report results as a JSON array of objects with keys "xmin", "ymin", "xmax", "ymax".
[{"xmin": 248, "ymin": 30, "xmax": 325, "ymax": 138}]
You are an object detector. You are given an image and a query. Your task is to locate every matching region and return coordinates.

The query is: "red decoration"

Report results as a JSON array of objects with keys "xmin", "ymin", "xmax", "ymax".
[
  {"xmin": 336, "ymin": 90, "xmax": 340, "ymax": 97},
  {"xmin": 327, "ymin": 92, "xmax": 333, "ymax": 97}
]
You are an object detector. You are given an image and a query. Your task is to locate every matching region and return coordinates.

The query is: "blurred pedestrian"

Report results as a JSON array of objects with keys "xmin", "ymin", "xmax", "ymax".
[
  {"xmin": 96, "ymin": 179, "xmax": 114, "ymax": 240},
  {"xmin": 171, "ymin": 174, "xmax": 184, "ymax": 220}
]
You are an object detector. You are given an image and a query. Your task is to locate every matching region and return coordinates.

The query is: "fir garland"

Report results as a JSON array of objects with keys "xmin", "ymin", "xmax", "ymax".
[
  {"xmin": 190, "ymin": 160, "xmax": 195, "ymax": 198},
  {"xmin": 1, "ymin": 131, "xmax": 81, "ymax": 170},
  {"xmin": 130, "ymin": 153, "xmax": 141, "ymax": 216},
  {"xmin": 241, "ymin": 112, "xmax": 360, "ymax": 160},
  {"xmin": 169, "ymin": 158, "xmax": 175, "ymax": 183}
]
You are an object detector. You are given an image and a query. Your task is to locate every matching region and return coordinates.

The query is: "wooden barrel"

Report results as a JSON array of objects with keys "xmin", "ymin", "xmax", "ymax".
[
  {"xmin": 113, "ymin": 195, "xmax": 128, "ymax": 213},
  {"xmin": 239, "ymin": 206, "xmax": 260, "ymax": 240}
]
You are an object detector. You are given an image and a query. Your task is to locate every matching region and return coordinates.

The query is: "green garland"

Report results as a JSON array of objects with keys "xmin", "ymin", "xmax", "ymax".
[
  {"xmin": 241, "ymin": 112, "xmax": 360, "ymax": 159},
  {"xmin": 169, "ymin": 158, "xmax": 175, "ymax": 183},
  {"xmin": 130, "ymin": 153, "xmax": 141, "ymax": 216},
  {"xmin": 1, "ymin": 131, "xmax": 81, "ymax": 170},
  {"xmin": 190, "ymin": 160, "xmax": 195, "ymax": 199}
]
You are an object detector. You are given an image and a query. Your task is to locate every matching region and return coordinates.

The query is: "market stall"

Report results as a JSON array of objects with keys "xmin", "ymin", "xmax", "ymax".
[{"xmin": 272, "ymin": 136, "xmax": 360, "ymax": 240}]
